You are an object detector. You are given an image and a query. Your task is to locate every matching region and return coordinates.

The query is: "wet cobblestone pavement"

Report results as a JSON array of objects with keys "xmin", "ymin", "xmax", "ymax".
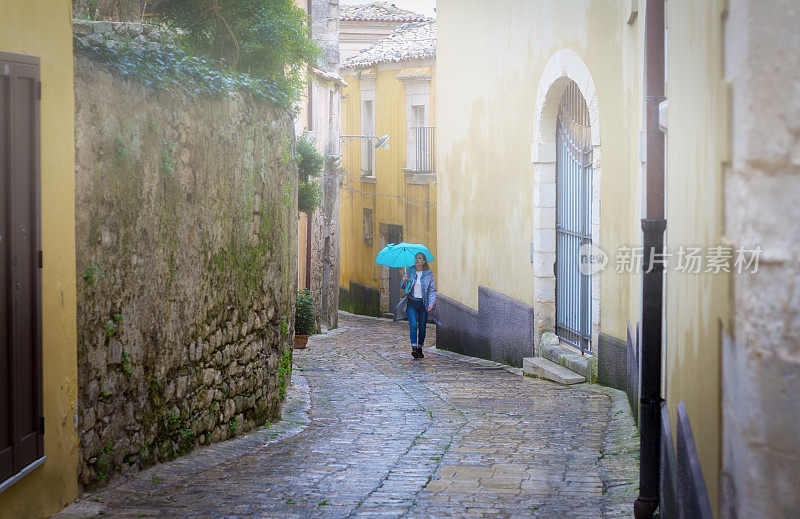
[{"xmin": 57, "ymin": 312, "xmax": 639, "ymax": 518}]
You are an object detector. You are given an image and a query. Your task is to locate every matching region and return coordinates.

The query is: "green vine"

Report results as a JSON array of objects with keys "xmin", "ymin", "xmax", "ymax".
[
  {"xmin": 160, "ymin": 140, "xmax": 175, "ymax": 174},
  {"xmin": 120, "ymin": 350, "xmax": 133, "ymax": 379},
  {"xmin": 83, "ymin": 265, "xmax": 104, "ymax": 285},
  {"xmin": 281, "ymin": 131, "xmax": 293, "ymax": 165},
  {"xmin": 280, "ymin": 316, "xmax": 289, "ymax": 337},
  {"xmin": 95, "ymin": 441, "xmax": 115, "ymax": 483},
  {"xmin": 284, "ymin": 181, "xmax": 293, "ymax": 208},
  {"xmin": 277, "ymin": 346, "xmax": 292, "ymax": 399},
  {"xmin": 113, "ymin": 133, "xmax": 130, "ymax": 163}
]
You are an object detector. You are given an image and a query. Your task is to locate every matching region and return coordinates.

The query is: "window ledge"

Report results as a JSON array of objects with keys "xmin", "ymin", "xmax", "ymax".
[
  {"xmin": 0, "ymin": 456, "xmax": 46, "ymax": 495},
  {"xmin": 360, "ymin": 175, "xmax": 377, "ymax": 184},
  {"xmin": 402, "ymin": 170, "xmax": 436, "ymax": 185}
]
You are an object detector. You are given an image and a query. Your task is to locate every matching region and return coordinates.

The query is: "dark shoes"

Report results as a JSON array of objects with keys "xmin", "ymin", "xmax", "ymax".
[{"xmin": 411, "ymin": 345, "xmax": 424, "ymax": 359}]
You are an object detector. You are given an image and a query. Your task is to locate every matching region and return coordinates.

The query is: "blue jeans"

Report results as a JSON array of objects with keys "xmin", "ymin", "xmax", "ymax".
[{"xmin": 407, "ymin": 297, "xmax": 428, "ymax": 345}]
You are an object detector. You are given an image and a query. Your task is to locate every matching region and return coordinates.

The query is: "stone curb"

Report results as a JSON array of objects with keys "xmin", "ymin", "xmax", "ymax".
[
  {"xmin": 337, "ymin": 309, "xmax": 395, "ymax": 322},
  {"xmin": 52, "ymin": 368, "xmax": 312, "ymax": 518},
  {"xmin": 427, "ymin": 346, "xmax": 525, "ymax": 376}
]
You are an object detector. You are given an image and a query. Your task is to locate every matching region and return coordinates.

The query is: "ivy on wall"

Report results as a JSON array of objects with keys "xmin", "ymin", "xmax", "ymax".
[
  {"xmin": 73, "ymin": 0, "xmax": 319, "ymax": 105},
  {"xmin": 75, "ymin": 38, "xmax": 292, "ymax": 107}
]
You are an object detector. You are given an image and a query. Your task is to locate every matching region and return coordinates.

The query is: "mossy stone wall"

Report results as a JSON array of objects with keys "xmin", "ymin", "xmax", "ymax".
[{"xmin": 74, "ymin": 55, "xmax": 298, "ymax": 487}]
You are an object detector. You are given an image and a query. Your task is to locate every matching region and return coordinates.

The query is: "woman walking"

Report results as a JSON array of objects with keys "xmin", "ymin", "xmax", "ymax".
[{"xmin": 400, "ymin": 252, "xmax": 437, "ymax": 359}]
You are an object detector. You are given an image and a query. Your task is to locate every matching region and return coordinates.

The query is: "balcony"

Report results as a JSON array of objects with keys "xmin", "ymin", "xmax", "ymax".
[
  {"xmin": 405, "ymin": 126, "xmax": 435, "ymax": 184},
  {"xmin": 412, "ymin": 126, "xmax": 435, "ymax": 173}
]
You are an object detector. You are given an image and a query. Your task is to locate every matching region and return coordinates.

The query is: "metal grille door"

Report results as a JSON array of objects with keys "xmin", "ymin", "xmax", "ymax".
[{"xmin": 555, "ymin": 82, "xmax": 592, "ymax": 353}]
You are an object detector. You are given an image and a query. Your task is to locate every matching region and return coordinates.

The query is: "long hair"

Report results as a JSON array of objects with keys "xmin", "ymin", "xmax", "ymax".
[{"xmin": 415, "ymin": 253, "xmax": 430, "ymax": 271}]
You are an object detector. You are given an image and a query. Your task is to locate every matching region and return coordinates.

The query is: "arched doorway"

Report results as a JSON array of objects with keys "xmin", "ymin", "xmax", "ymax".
[
  {"xmin": 531, "ymin": 49, "xmax": 601, "ymax": 354},
  {"xmin": 555, "ymin": 81, "xmax": 592, "ymax": 353}
]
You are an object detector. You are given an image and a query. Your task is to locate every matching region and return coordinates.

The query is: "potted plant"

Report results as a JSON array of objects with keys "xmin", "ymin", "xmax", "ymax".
[{"xmin": 294, "ymin": 289, "xmax": 315, "ymax": 349}]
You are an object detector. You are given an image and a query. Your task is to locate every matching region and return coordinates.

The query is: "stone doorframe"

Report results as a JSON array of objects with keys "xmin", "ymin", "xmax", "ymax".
[{"xmin": 531, "ymin": 49, "xmax": 602, "ymax": 354}]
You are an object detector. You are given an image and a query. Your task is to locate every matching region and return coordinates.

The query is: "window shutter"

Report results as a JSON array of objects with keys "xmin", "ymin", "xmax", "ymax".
[
  {"xmin": 0, "ymin": 58, "xmax": 11, "ymax": 483},
  {"xmin": 0, "ymin": 52, "xmax": 43, "ymax": 488}
]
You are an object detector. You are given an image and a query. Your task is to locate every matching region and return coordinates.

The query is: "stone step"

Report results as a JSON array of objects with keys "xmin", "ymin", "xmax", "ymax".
[
  {"xmin": 522, "ymin": 357, "xmax": 586, "ymax": 385},
  {"xmin": 539, "ymin": 332, "xmax": 592, "ymax": 380}
]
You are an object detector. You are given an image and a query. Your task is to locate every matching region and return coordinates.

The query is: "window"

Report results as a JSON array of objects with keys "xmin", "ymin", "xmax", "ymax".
[
  {"xmin": 361, "ymin": 100, "xmax": 374, "ymax": 176},
  {"xmin": 399, "ymin": 71, "xmax": 433, "ymax": 174},
  {"xmin": 410, "ymin": 105, "xmax": 433, "ymax": 173},
  {"xmin": 0, "ymin": 51, "xmax": 44, "ymax": 491},
  {"xmin": 413, "ymin": 105, "xmax": 425, "ymax": 128},
  {"xmin": 363, "ymin": 208, "xmax": 373, "ymax": 244}
]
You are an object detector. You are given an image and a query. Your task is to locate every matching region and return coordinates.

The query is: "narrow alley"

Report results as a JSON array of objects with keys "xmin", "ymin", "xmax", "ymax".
[{"xmin": 59, "ymin": 313, "xmax": 638, "ymax": 518}]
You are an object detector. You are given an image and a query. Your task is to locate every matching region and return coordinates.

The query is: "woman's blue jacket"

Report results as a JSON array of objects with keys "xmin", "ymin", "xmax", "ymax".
[{"xmin": 394, "ymin": 267, "xmax": 441, "ymax": 325}]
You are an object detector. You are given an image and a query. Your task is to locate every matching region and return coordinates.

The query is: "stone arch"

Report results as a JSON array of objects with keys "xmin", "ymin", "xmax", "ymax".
[{"xmin": 530, "ymin": 49, "xmax": 602, "ymax": 353}]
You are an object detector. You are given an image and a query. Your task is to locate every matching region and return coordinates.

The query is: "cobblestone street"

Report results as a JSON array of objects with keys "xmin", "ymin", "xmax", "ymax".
[{"xmin": 58, "ymin": 312, "xmax": 639, "ymax": 519}]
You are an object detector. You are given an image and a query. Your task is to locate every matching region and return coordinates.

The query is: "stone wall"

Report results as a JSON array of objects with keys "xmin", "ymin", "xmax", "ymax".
[
  {"xmin": 308, "ymin": 0, "xmax": 342, "ymax": 330},
  {"xmin": 74, "ymin": 36, "xmax": 298, "ymax": 486},
  {"xmin": 721, "ymin": 0, "xmax": 800, "ymax": 516},
  {"xmin": 73, "ymin": 19, "xmax": 175, "ymax": 50}
]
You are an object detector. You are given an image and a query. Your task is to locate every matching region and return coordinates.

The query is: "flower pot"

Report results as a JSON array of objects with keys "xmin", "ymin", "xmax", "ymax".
[{"xmin": 294, "ymin": 334, "xmax": 309, "ymax": 349}]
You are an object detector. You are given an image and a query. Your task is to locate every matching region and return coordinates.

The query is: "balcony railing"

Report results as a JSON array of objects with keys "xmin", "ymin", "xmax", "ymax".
[{"xmin": 413, "ymin": 126, "xmax": 435, "ymax": 173}]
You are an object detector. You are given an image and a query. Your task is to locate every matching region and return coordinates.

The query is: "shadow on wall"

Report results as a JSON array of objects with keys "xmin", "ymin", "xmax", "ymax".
[
  {"xmin": 598, "ymin": 322, "xmax": 640, "ymax": 424},
  {"xmin": 339, "ymin": 280, "xmax": 382, "ymax": 317},
  {"xmin": 435, "ymin": 286, "xmax": 535, "ymax": 368},
  {"xmin": 660, "ymin": 401, "xmax": 714, "ymax": 519}
]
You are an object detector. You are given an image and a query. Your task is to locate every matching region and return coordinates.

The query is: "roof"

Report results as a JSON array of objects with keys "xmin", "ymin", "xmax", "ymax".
[
  {"xmin": 395, "ymin": 66, "xmax": 433, "ymax": 81},
  {"xmin": 341, "ymin": 20, "xmax": 436, "ymax": 69},
  {"xmin": 339, "ymin": 2, "xmax": 431, "ymax": 22},
  {"xmin": 311, "ymin": 68, "xmax": 347, "ymax": 88}
]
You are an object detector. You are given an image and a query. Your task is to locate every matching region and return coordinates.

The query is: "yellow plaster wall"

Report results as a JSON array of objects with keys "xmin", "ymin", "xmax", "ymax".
[
  {"xmin": 662, "ymin": 0, "xmax": 729, "ymax": 512},
  {"xmin": 339, "ymin": 65, "xmax": 437, "ymax": 292},
  {"xmin": 437, "ymin": 0, "xmax": 726, "ymax": 511},
  {"xmin": 0, "ymin": 1, "xmax": 79, "ymax": 517},
  {"xmin": 436, "ymin": 0, "xmax": 642, "ymax": 341}
]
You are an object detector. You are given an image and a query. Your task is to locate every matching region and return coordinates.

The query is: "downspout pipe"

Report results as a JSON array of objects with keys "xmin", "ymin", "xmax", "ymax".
[
  {"xmin": 306, "ymin": 214, "xmax": 312, "ymax": 290},
  {"xmin": 634, "ymin": 0, "xmax": 666, "ymax": 517}
]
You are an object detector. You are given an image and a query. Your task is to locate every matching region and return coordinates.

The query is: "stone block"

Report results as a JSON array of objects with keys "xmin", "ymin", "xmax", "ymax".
[
  {"xmin": 74, "ymin": 21, "xmax": 94, "ymax": 36},
  {"xmin": 523, "ymin": 357, "xmax": 585, "ymax": 385},
  {"xmin": 533, "ymin": 251, "xmax": 556, "ymax": 277},
  {"xmin": 534, "ymin": 277, "xmax": 555, "ymax": 302},
  {"xmin": 175, "ymin": 376, "xmax": 188, "ymax": 400},
  {"xmin": 82, "ymin": 408, "xmax": 96, "ymax": 432},
  {"xmin": 201, "ymin": 369, "xmax": 215, "ymax": 387},
  {"xmin": 93, "ymin": 22, "xmax": 113, "ymax": 34},
  {"xmin": 540, "ymin": 338, "xmax": 591, "ymax": 380}
]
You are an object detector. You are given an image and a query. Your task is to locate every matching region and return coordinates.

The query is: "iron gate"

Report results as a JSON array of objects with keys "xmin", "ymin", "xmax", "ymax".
[{"xmin": 555, "ymin": 81, "xmax": 592, "ymax": 353}]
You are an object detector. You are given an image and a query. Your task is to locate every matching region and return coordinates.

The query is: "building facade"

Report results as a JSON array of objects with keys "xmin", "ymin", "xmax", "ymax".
[
  {"xmin": 339, "ymin": 20, "xmax": 437, "ymax": 317},
  {"xmin": 0, "ymin": 1, "xmax": 80, "ymax": 516},
  {"xmin": 435, "ymin": 0, "xmax": 799, "ymax": 517},
  {"xmin": 339, "ymin": 1, "xmax": 430, "ymax": 61},
  {"xmin": 296, "ymin": 0, "xmax": 344, "ymax": 330}
]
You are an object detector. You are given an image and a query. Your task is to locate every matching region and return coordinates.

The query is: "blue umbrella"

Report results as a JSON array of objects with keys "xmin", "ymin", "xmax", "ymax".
[{"xmin": 374, "ymin": 242, "xmax": 435, "ymax": 268}]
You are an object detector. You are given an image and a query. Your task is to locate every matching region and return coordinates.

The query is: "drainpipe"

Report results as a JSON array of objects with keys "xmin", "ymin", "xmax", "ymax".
[
  {"xmin": 634, "ymin": 0, "xmax": 666, "ymax": 517},
  {"xmin": 306, "ymin": 214, "xmax": 312, "ymax": 290}
]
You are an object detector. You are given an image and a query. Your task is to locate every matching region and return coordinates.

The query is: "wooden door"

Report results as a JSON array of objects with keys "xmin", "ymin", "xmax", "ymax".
[{"xmin": 0, "ymin": 51, "xmax": 43, "ymax": 487}]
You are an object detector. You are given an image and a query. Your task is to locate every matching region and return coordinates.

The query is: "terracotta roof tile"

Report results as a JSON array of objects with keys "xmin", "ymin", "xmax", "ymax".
[
  {"xmin": 341, "ymin": 20, "xmax": 436, "ymax": 69},
  {"xmin": 339, "ymin": 1, "xmax": 430, "ymax": 22}
]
